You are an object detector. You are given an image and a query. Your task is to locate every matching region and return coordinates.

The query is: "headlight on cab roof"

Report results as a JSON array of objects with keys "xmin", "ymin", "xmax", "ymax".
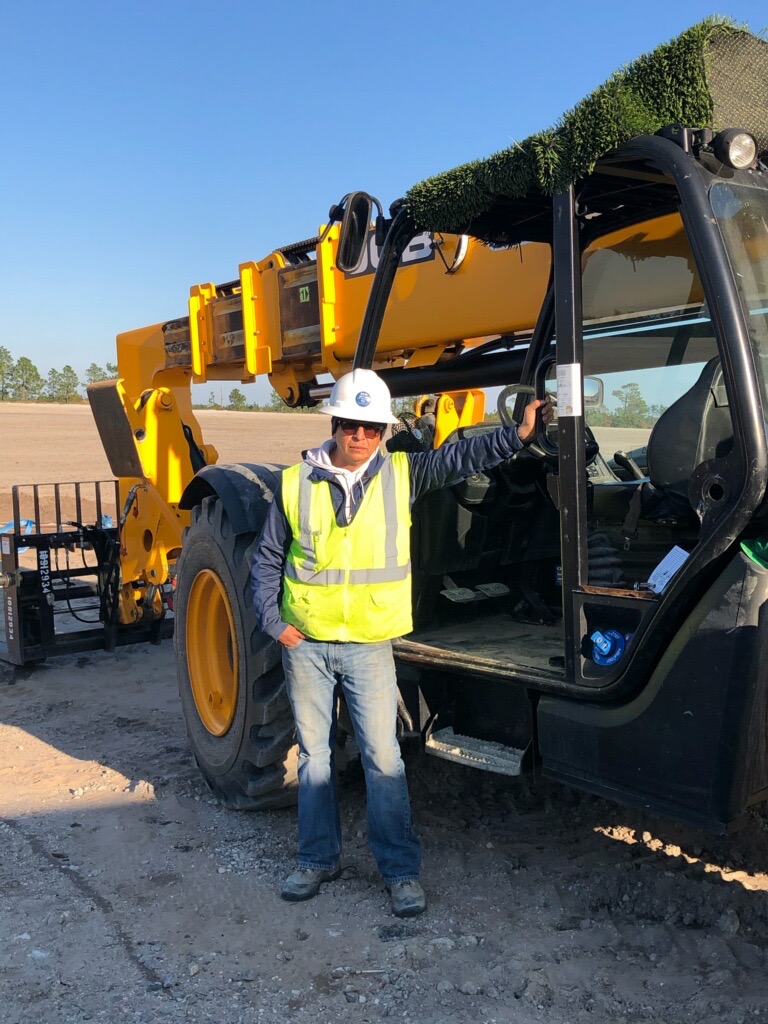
[{"xmin": 713, "ymin": 129, "xmax": 758, "ymax": 170}]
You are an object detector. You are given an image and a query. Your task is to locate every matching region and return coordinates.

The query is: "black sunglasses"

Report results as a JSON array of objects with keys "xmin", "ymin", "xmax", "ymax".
[{"xmin": 337, "ymin": 419, "xmax": 385, "ymax": 439}]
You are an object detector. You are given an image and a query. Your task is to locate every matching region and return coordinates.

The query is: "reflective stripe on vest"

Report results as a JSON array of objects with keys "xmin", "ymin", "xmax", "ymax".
[{"xmin": 280, "ymin": 452, "xmax": 412, "ymax": 642}]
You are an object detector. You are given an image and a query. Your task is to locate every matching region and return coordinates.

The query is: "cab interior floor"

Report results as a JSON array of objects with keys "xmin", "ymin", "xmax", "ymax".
[{"xmin": 396, "ymin": 612, "xmax": 564, "ymax": 677}]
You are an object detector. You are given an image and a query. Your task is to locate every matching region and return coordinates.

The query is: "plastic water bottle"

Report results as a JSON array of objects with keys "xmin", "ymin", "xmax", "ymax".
[{"xmin": 590, "ymin": 628, "xmax": 628, "ymax": 666}]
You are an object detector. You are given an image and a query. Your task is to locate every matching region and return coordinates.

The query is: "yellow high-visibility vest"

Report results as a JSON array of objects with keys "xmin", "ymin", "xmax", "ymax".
[{"xmin": 280, "ymin": 452, "xmax": 412, "ymax": 642}]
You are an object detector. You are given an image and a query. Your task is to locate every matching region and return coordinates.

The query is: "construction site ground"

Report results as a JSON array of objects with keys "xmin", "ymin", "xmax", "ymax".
[{"xmin": 2, "ymin": 402, "xmax": 768, "ymax": 1024}]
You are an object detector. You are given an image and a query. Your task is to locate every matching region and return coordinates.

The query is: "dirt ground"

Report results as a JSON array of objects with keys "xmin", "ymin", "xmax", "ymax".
[
  {"xmin": 2, "ymin": 404, "xmax": 768, "ymax": 1024},
  {"xmin": 0, "ymin": 404, "xmax": 332, "ymax": 527}
]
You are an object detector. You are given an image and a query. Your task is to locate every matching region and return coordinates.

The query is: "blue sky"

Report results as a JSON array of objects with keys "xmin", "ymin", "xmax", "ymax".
[{"xmin": 1, "ymin": 1, "xmax": 766, "ymax": 403}]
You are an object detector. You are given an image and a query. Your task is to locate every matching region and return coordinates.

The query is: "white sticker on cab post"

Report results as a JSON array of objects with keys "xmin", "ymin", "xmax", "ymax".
[{"xmin": 556, "ymin": 363, "xmax": 583, "ymax": 417}]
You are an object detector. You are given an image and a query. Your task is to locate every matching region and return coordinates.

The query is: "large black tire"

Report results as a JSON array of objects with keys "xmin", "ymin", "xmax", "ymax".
[{"xmin": 174, "ymin": 495, "xmax": 298, "ymax": 809}]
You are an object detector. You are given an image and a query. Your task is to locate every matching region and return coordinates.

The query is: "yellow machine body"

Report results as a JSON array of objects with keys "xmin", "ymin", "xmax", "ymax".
[{"xmin": 90, "ymin": 213, "xmax": 689, "ymax": 624}]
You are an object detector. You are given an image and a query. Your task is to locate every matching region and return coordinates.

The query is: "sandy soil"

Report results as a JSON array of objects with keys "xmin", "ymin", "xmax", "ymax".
[
  {"xmin": 2, "ymin": 404, "xmax": 768, "ymax": 1024},
  {"xmin": 0, "ymin": 404, "xmax": 331, "ymax": 526}
]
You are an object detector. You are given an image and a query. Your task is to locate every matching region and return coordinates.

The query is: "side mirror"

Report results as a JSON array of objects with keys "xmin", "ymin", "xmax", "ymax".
[
  {"xmin": 583, "ymin": 376, "xmax": 604, "ymax": 409},
  {"xmin": 336, "ymin": 192, "xmax": 374, "ymax": 272},
  {"xmin": 543, "ymin": 373, "xmax": 603, "ymax": 408}
]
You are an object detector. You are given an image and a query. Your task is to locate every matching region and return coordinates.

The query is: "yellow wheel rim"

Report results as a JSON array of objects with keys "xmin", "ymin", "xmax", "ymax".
[{"xmin": 186, "ymin": 568, "xmax": 239, "ymax": 736}]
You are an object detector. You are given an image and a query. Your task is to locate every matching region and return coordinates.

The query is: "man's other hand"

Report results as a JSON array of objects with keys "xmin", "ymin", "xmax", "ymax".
[
  {"xmin": 518, "ymin": 397, "xmax": 554, "ymax": 444},
  {"xmin": 279, "ymin": 625, "xmax": 306, "ymax": 648}
]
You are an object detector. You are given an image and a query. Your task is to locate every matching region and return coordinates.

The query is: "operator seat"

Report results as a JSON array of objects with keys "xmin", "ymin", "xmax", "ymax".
[{"xmin": 645, "ymin": 356, "xmax": 733, "ymax": 516}]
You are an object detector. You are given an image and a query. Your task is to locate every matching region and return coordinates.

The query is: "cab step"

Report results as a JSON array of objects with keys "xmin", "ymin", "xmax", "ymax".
[{"xmin": 425, "ymin": 726, "xmax": 525, "ymax": 776}]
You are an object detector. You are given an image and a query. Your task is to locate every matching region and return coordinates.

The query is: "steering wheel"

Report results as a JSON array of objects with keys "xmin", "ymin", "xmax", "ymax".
[
  {"xmin": 497, "ymin": 367, "xmax": 600, "ymax": 465},
  {"xmin": 497, "ymin": 383, "xmax": 535, "ymax": 428},
  {"xmin": 497, "ymin": 383, "xmax": 557, "ymax": 462}
]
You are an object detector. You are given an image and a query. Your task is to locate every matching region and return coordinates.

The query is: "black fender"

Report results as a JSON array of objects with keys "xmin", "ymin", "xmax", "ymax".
[{"xmin": 179, "ymin": 463, "xmax": 285, "ymax": 536}]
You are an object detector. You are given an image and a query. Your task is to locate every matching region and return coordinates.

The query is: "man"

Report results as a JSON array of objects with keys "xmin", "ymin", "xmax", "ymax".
[
  {"xmin": 414, "ymin": 394, "xmax": 437, "ymax": 431},
  {"xmin": 412, "ymin": 394, "xmax": 437, "ymax": 447},
  {"xmin": 252, "ymin": 368, "xmax": 551, "ymax": 917}
]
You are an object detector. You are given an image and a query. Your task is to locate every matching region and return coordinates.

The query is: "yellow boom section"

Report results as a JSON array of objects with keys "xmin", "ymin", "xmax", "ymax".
[{"xmin": 167, "ymin": 228, "xmax": 551, "ymax": 401}]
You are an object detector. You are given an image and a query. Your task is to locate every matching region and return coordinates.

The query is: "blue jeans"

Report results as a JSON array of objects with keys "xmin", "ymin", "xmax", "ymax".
[{"xmin": 281, "ymin": 639, "xmax": 421, "ymax": 884}]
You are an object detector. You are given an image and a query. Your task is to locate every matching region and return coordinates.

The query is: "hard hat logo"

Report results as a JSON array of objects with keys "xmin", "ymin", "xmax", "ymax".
[{"xmin": 356, "ymin": 392, "xmax": 372, "ymax": 407}]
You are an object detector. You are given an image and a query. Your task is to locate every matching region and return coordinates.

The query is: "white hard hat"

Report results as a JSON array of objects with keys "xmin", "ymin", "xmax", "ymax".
[{"xmin": 319, "ymin": 369, "xmax": 398, "ymax": 425}]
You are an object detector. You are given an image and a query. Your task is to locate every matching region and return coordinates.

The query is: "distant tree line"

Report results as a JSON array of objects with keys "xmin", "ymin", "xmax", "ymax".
[
  {"xmin": 201, "ymin": 391, "xmax": 449, "ymax": 415},
  {"xmin": 586, "ymin": 382, "xmax": 667, "ymax": 429},
  {"xmin": 209, "ymin": 384, "xmax": 670, "ymax": 425},
  {"xmin": 0, "ymin": 354, "xmax": 669, "ymax": 430},
  {"xmin": 0, "ymin": 347, "xmax": 117, "ymax": 403},
  {"xmin": 197, "ymin": 388, "xmax": 322, "ymax": 412},
  {"xmin": 199, "ymin": 391, "xmax": 434, "ymax": 414}
]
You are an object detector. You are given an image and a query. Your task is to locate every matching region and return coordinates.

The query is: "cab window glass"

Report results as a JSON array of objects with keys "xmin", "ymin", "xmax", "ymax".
[{"xmin": 581, "ymin": 215, "xmax": 718, "ymax": 453}]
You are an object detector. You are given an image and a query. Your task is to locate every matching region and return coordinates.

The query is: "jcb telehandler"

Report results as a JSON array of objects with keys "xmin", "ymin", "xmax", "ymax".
[{"xmin": 2, "ymin": 18, "xmax": 768, "ymax": 834}]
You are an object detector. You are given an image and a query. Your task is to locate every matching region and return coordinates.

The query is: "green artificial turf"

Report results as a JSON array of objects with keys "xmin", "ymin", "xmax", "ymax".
[{"xmin": 405, "ymin": 18, "xmax": 768, "ymax": 234}]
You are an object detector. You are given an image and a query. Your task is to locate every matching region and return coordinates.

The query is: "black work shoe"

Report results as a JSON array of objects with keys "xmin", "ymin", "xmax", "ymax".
[
  {"xmin": 280, "ymin": 865, "xmax": 341, "ymax": 902},
  {"xmin": 389, "ymin": 880, "xmax": 427, "ymax": 917}
]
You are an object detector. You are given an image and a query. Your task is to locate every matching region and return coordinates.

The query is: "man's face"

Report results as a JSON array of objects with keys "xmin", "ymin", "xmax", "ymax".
[{"xmin": 332, "ymin": 420, "xmax": 384, "ymax": 469}]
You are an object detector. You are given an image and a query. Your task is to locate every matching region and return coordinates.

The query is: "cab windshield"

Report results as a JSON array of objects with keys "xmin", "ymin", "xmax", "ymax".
[{"xmin": 710, "ymin": 180, "xmax": 768, "ymax": 405}]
